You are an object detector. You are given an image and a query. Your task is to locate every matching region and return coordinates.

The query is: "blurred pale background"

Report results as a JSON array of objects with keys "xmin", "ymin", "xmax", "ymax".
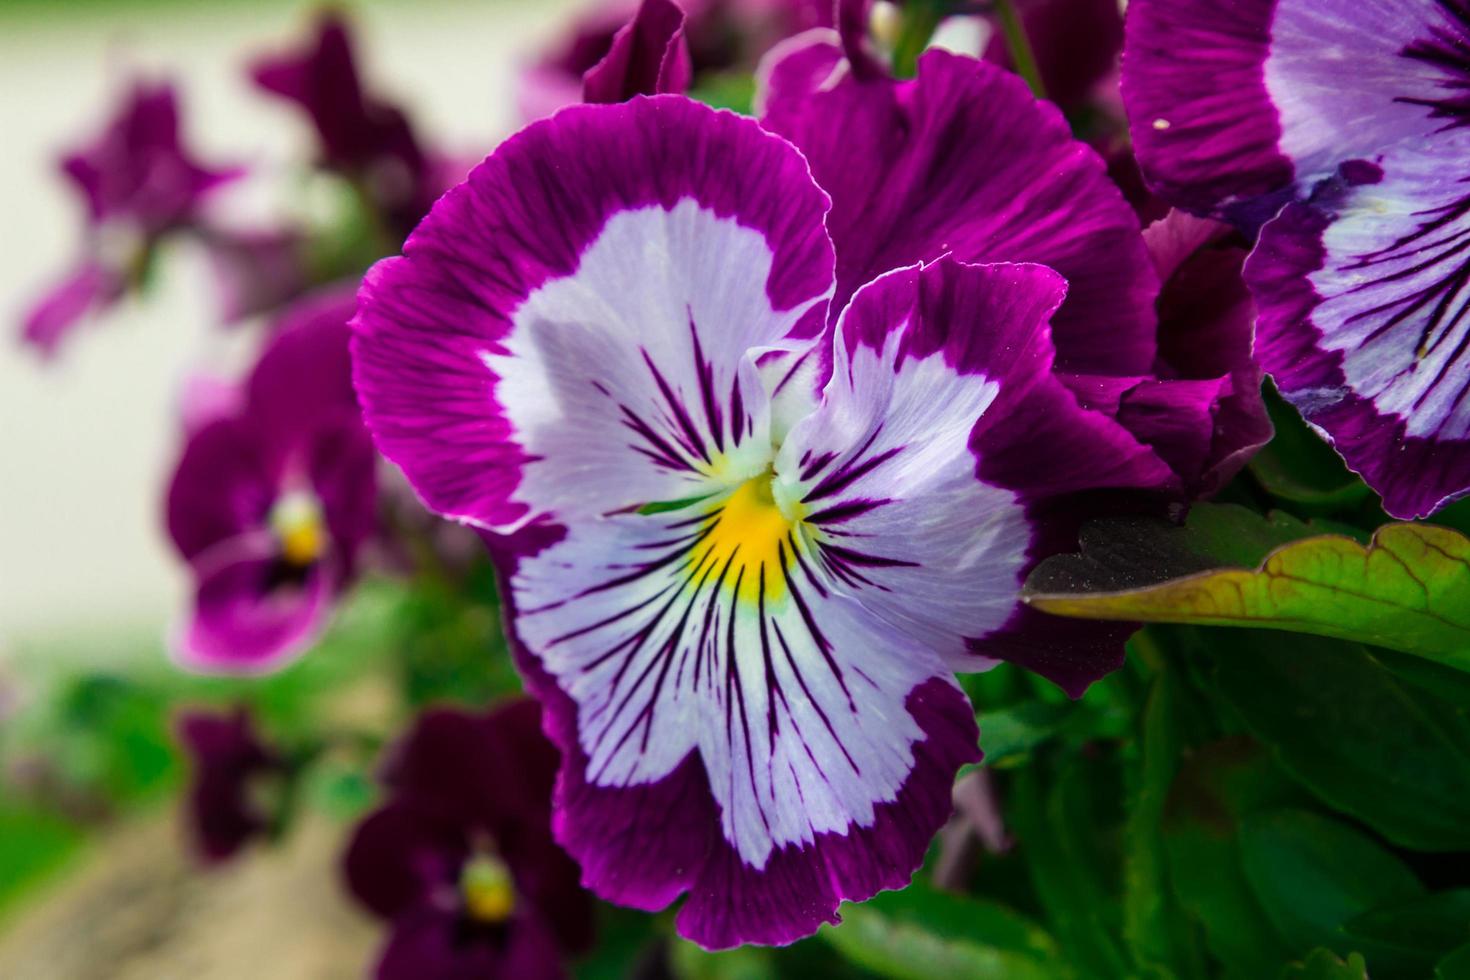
[{"xmin": 0, "ymin": 0, "xmax": 579, "ymax": 660}]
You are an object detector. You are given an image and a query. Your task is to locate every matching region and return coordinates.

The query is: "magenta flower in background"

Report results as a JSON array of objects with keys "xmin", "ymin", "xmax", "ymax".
[
  {"xmin": 349, "ymin": 79, "xmax": 1190, "ymax": 944},
  {"xmin": 251, "ymin": 12, "xmax": 442, "ymax": 239},
  {"xmin": 22, "ymin": 81, "xmax": 240, "ymax": 356},
  {"xmin": 1123, "ymin": 0, "xmax": 1470, "ymax": 518},
  {"xmin": 518, "ymin": 0, "xmax": 833, "ymax": 120},
  {"xmin": 177, "ymin": 707, "xmax": 285, "ymax": 862},
  {"xmin": 344, "ymin": 701, "xmax": 594, "ymax": 980},
  {"xmin": 165, "ymin": 287, "xmax": 377, "ymax": 673}
]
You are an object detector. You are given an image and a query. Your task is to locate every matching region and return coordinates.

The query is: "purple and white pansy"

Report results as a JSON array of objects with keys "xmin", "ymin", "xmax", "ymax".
[
  {"xmin": 1123, "ymin": 0, "xmax": 1470, "ymax": 518},
  {"xmin": 352, "ymin": 80, "xmax": 1183, "ymax": 947}
]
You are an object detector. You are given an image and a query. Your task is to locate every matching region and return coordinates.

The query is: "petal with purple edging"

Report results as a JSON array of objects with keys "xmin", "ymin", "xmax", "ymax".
[
  {"xmin": 174, "ymin": 532, "xmax": 335, "ymax": 673},
  {"xmin": 778, "ymin": 258, "xmax": 1175, "ymax": 693},
  {"xmin": 497, "ymin": 505, "xmax": 975, "ymax": 946},
  {"xmin": 1247, "ymin": 135, "xmax": 1470, "ymax": 518},
  {"xmin": 1123, "ymin": 0, "xmax": 1463, "ymax": 222},
  {"xmin": 760, "ymin": 46, "xmax": 1157, "ymax": 375},
  {"xmin": 352, "ymin": 96, "xmax": 834, "ymax": 533}
]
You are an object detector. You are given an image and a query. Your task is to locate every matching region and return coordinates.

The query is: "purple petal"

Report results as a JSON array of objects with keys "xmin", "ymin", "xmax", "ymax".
[
  {"xmin": 165, "ymin": 417, "xmax": 274, "ymax": 562},
  {"xmin": 1246, "ymin": 144, "xmax": 1470, "ymax": 519},
  {"xmin": 174, "ymin": 532, "xmax": 335, "ymax": 673},
  {"xmin": 344, "ymin": 801, "xmax": 468, "ymax": 919},
  {"xmin": 582, "ymin": 0, "xmax": 693, "ymax": 103},
  {"xmin": 761, "ymin": 46, "xmax": 1158, "ymax": 375},
  {"xmin": 493, "ymin": 543, "xmax": 979, "ymax": 948},
  {"xmin": 1147, "ymin": 211, "xmax": 1272, "ymax": 495},
  {"xmin": 351, "ymin": 96, "xmax": 834, "ymax": 533},
  {"xmin": 19, "ymin": 257, "xmax": 124, "ymax": 357},
  {"xmin": 59, "ymin": 81, "xmax": 239, "ymax": 233},
  {"xmin": 251, "ymin": 14, "xmax": 432, "ymax": 234},
  {"xmin": 803, "ymin": 257, "xmax": 1175, "ymax": 694},
  {"xmin": 176, "ymin": 708, "xmax": 277, "ymax": 862},
  {"xmin": 1122, "ymin": 0, "xmax": 1458, "ymax": 224},
  {"xmin": 246, "ymin": 287, "xmax": 363, "ymax": 469},
  {"xmin": 373, "ymin": 904, "xmax": 567, "ymax": 980}
]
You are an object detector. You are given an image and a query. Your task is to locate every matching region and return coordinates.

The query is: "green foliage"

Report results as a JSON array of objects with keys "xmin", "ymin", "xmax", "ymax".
[
  {"xmin": 1248, "ymin": 386, "xmax": 1372, "ymax": 510},
  {"xmin": 1026, "ymin": 508, "xmax": 1470, "ymax": 671},
  {"xmin": 820, "ymin": 884, "xmax": 1064, "ymax": 980}
]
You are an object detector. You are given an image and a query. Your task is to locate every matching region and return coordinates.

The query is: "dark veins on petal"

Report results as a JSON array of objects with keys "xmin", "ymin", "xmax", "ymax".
[
  {"xmin": 597, "ymin": 314, "xmax": 758, "ymax": 480},
  {"xmin": 1398, "ymin": 0, "xmax": 1470, "ymax": 127},
  {"xmin": 1339, "ymin": 181, "xmax": 1470, "ymax": 412},
  {"xmin": 537, "ymin": 425, "xmax": 925, "ymax": 793}
]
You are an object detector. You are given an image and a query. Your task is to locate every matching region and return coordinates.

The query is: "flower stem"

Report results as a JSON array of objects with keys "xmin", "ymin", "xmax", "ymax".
[
  {"xmin": 892, "ymin": 0, "xmax": 947, "ymax": 78},
  {"xmin": 994, "ymin": 0, "xmax": 1047, "ymax": 99}
]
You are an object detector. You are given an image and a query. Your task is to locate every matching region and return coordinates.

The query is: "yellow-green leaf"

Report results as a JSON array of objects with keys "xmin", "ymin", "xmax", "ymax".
[{"xmin": 1025, "ymin": 523, "xmax": 1470, "ymax": 671}]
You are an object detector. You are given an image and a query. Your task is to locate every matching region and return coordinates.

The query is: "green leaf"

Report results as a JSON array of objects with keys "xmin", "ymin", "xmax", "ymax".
[
  {"xmin": 1342, "ymin": 890, "xmax": 1470, "ymax": 976},
  {"xmin": 821, "ymin": 884, "xmax": 1065, "ymax": 980},
  {"xmin": 1210, "ymin": 632, "xmax": 1470, "ymax": 851},
  {"xmin": 1161, "ymin": 738, "xmax": 1300, "ymax": 979},
  {"xmin": 1026, "ymin": 519, "xmax": 1470, "ymax": 671},
  {"xmin": 1239, "ymin": 809, "xmax": 1423, "ymax": 955},
  {"xmin": 1438, "ymin": 942, "xmax": 1470, "ymax": 980},
  {"xmin": 1008, "ymin": 752, "xmax": 1131, "ymax": 978},
  {"xmin": 687, "ymin": 73, "xmax": 756, "ymax": 115},
  {"xmin": 671, "ymin": 941, "xmax": 777, "ymax": 980},
  {"xmin": 1249, "ymin": 385, "xmax": 1370, "ymax": 509},
  {"xmin": 1122, "ymin": 670, "xmax": 1208, "ymax": 979},
  {"xmin": 1280, "ymin": 948, "xmax": 1370, "ymax": 980},
  {"xmin": 0, "ymin": 805, "xmax": 84, "ymax": 921},
  {"xmin": 977, "ymin": 700, "xmax": 1073, "ymax": 764}
]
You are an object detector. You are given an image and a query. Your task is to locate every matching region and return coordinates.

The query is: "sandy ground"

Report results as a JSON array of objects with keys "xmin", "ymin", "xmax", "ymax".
[{"xmin": 0, "ymin": 811, "xmax": 379, "ymax": 980}]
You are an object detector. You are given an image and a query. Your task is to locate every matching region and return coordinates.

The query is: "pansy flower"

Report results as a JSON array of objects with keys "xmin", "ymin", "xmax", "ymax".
[
  {"xmin": 176, "ymin": 707, "xmax": 286, "ymax": 862},
  {"xmin": 1122, "ymin": 0, "xmax": 1470, "ymax": 518},
  {"xmin": 344, "ymin": 701, "xmax": 594, "ymax": 980},
  {"xmin": 22, "ymin": 81, "xmax": 239, "ymax": 356},
  {"xmin": 351, "ymin": 78, "xmax": 1185, "ymax": 945},
  {"xmin": 166, "ymin": 287, "xmax": 376, "ymax": 672}
]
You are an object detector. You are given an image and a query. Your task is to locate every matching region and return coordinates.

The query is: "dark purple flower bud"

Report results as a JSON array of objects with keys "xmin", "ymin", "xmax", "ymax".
[
  {"xmin": 176, "ymin": 707, "xmax": 285, "ymax": 862},
  {"xmin": 520, "ymin": 0, "xmax": 833, "ymax": 121},
  {"xmin": 250, "ymin": 13, "xmax": 437, "ymax": 239},
  {"xmin": 344, "ymin": 701, "xmax": 594, "ymax": 980},
  {"xmin": 165, "ymin": 286, "xmax": 377, "ymax": 673},
  {"xmin": 582, "ymin": 0, "xmax": 693, "ymax": 103},
  {"xmin": 982, "ymin": 0, "xmax": 1124, "ymax": 112}
]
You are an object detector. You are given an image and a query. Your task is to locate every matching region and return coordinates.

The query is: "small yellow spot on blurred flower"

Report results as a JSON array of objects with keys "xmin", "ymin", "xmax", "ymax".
[
  {"xmin": 460, "ymin": 853, "xmax": 516, "ymax": 924},
  {"xmin": 1152, "ymin": 118, "xmax": 1171, "ymax": 131},
  {"xmin": 269, "ymin": 492, "xmax": 326, "ymax": 566}
]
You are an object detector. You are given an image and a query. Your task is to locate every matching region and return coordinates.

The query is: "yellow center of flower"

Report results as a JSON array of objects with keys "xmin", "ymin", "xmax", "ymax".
[
  {"xmin": 691, "ymin": 476, "xmax": 802, "ymax": 605},
  {"xmin": 269, "ymin": 492, "xmax": 326, "ymax": 567},
  {"xmin": 459, "ymin": 853, "xmax": 515, "ymax": 924}
]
